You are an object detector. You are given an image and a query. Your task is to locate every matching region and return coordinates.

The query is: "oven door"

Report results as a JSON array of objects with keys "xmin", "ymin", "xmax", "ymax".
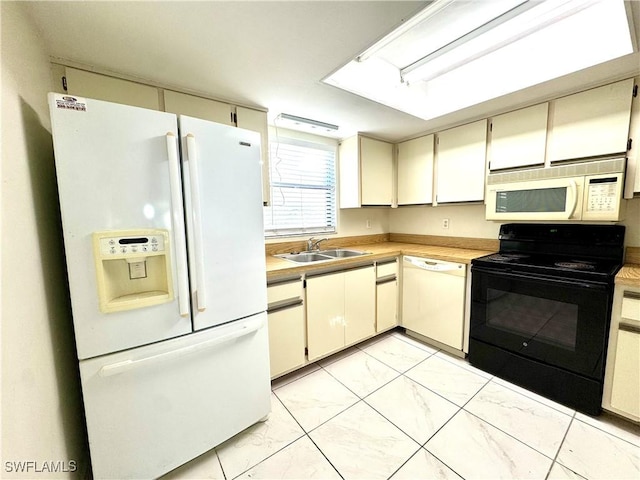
[{"xmin": 470, "ymin": 267, "xmax": 612, "ymax": 380}]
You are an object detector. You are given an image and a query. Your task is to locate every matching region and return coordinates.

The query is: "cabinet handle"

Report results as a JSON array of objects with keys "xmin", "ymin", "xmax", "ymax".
[
  {"xmin": 268, "ymin": 299, "xmax": 303, "ymax": 314},
  {"xmin": 623, "ymin": 291, "xmax": 640, "ymax": 300},
  {"xmin": 619, "ymin": 322, "xmax": 640, "ymax": 334}
]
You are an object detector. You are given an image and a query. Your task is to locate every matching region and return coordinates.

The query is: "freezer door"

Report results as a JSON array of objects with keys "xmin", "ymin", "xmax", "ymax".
[
  {"xmin": 179, "ymin": 116, "xmax": 267, "ymax": 331},
  {"xmin": 79, "ymin": 313, "xmax": 271, "ymax": 480},
  {"xmin": 48, "ymin": 94, "xmax": 191, "ymax": 359}
]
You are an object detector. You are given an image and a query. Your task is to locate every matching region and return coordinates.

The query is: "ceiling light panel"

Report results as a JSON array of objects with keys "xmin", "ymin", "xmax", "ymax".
[
  {"xmin": 324, "ymin": 0, "xmax": 634, "ymax": 122},
  {"xmin": 374, "ymin": 0, "xmax": 527, "ymax": 69}
]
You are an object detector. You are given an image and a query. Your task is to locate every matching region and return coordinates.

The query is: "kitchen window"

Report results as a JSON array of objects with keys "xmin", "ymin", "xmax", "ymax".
[{"xmin": 264, "ymin": 134, "xmax": 337, "ymax": 237}]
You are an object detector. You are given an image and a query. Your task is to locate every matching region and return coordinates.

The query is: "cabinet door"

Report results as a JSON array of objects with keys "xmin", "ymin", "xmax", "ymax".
[
  {"xmin": 489, "ymin": 103, "xmax": 548, "ymax": 171},
  {"xmin": 610, "ymin": 329, "xmax": 640, "ymax": 418},
  {"xmin": 397, "ymin": 135, "xmax": 434, "ymax": 204},
  {"xmin": 361, "ymin": 137, "xmax": 393, "ymax": 206},
  {"xmin": 306, "ymin": 273, "xmax": 345, "ymax": 361},
  {"xmin": 236, "ymin": 107, "xmax": 271, "ymax": 205},
  {"xmin": 268, "ymin": 305, "xmax": 305, "ymax": 378},
  {"xmin": 376, "ymin": 279, "xmax": 398, "ymax": 332},
  {"xmin": 163, "ymin": 90, "xmax": 233, "ymax": 125},
  {"xmin": 338, "ymin": 136, "xmax": 361, "ymax": 208},
  {"xmin": 344, "ymin": 266, "xmax": 376, "ymax": 345},
  {"xmin": 547, "ymin": 79, "xmax": 634, "ymax": 163},
  {"xmin": 65, "ymin": 67, "xmax": 160, "ymax": 110},
  {"xmin": 436, "ymin": 120, "xmax": 487, "ymax": 203}
]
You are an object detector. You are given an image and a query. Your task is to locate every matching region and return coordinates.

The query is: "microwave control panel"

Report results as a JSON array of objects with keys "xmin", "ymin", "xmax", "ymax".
[{"xmin": 583, "ymin": 172, "xmax": 624, "ymax": 221}]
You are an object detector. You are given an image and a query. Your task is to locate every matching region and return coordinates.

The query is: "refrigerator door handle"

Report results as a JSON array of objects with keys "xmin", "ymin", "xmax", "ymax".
[
  {"xmin": 99, "ymin": 316, "xmax": 264, "ymax": 377},
  {"xmin": 185, "ymin": 134, "xmax": 207, "ymax": 313},
  {"xmin": 165, "ymin": 133, "xmax": 191, "ymax": 317}
]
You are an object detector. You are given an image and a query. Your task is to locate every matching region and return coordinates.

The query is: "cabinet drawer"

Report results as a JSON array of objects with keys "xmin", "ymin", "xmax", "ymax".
[
  {"xmin": 267, "ymin": 280, "xmax": 303, "ymax": 305},
  {"xmin": 377, "ymin": 260, "xmax": 398, "ymax": 278},
  {"xmin": 621, "ymin": 294, "xmax": 640, "ymax": 323}
]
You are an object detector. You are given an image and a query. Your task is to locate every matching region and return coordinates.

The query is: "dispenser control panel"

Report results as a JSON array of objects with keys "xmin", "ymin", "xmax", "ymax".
[
  {"xmin": 98, "ymin": 234, "xmax": 166, "ymax": 256},
  {"xmin": 92, "ymin": 229, "xmax": 173, "ymax": 313}
]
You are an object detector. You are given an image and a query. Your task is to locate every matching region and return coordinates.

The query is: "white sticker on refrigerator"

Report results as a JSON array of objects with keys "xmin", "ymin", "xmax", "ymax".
[{"xmin": 55, "ymin": 94, "xmax": 87, "ymax": 112}]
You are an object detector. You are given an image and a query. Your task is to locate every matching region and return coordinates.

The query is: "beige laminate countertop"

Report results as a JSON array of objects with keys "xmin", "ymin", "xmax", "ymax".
[
  {"xmin": 266, "ymin": 242, "xmax": 495, "ymax": 280},
  {"xmin": 616, "ymin": 264, "xmax": 640, "ymax": 288}
]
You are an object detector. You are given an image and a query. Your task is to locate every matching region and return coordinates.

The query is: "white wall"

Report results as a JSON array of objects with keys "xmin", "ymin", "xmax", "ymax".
[
  {"xmin": 1, "ymin": 3, "xmax": 88, "ymax": 477},
  {"xmin": 389, "ymin": 198, "xmax": 640, "ymax": 249},
  {"xmin": 389, "ymin": 203, "xmax": 500, "ymax": 239},
  {"xmin": 337, "ymin": 207, "xmax": 389, "ymax": 237}
]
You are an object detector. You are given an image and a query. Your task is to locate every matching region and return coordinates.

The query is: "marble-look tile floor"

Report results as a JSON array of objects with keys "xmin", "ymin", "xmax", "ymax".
[{"xmin": 163, "ymin": 330, "xmax": 640, "ymax": 480}]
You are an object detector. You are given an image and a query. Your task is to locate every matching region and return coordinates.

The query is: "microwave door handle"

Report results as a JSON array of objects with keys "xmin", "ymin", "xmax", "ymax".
[{"xmin": 567, "ymin": 179, "xmax": 578, "ymax": 219}]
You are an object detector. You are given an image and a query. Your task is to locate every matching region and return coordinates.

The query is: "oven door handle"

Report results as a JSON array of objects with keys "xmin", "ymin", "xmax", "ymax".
[{"xmin": 472, "ymin": 266, "xmax": 608, "ymax": 290}]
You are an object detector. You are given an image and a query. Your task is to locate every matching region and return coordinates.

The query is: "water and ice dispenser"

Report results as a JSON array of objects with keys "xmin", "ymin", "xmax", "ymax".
[{"xmin": 93, "ymin": 229, "xmax": 174, "ymax": 313}]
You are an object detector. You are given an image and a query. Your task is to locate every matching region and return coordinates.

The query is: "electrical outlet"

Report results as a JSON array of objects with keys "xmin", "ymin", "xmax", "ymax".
[
  {"xmin": 366, "ymin": 219, "xmax": 372, "ymax": 229},
  {"xmin": 442, "ymin": 218, "xmax": 450, "ymax": 229}
]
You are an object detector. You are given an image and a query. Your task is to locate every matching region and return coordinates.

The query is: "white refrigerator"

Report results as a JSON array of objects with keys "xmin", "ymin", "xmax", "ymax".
[{"xmin": 48, "ymin": 93, "xmax": 271, "ymax": 479}]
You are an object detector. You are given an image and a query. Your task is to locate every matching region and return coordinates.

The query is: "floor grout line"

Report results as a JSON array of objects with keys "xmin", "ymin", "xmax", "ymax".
[{"xmin": 227, "ymin": 330, "xmax": 640, "ymax": 480}]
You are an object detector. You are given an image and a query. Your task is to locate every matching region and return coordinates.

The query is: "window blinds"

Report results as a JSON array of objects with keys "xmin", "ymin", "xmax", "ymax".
[{"xmin": 264, "ymin": 137, "xmax": 337, "ymax": 237}]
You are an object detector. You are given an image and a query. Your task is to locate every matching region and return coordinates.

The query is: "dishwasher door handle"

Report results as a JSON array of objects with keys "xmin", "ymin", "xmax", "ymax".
[{"xmin": 404, "ymin": 256, "xmax": 463, "ymax": 272}]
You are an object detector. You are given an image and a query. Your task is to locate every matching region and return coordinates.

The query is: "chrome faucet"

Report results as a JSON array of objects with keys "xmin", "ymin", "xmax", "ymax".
[{"xmin": 307, "ymin": 237, "xmax": 328, "ymax": 252}]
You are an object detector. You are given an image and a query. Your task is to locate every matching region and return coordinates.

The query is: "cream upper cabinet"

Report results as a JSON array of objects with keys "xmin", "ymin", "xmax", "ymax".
[
  {"xmin": 339, "ymin": 135, "xmax": 393, "ymax": 208},
  {"xmin": 626, "ymin": 76, "xmax": 640, "ymax": 195},
  {"xmin": 547, "ymin": 79, "xmax": 634, "ymax": 163},
  {"xmin": 236, "ymin": 107, "xmax": 271, "ymax": 205},
  {"xmin": 489, "ymin": 103, "xmax": 548, "ymax": 171},
  {"xmin": 435, "ymin": 120, "xmax": 487, "ymax": 204},
  {"xmin": 163, "ymin": 90, "xmax": 233, "ymax": 125},
  {"xmin": 397, "ymin": 135, "xmax": 434, "ymax": 205},
  {"xmin": 361, "ymin": 137, "xmax": 393, "ymax": 205},
  {"xmin": 63, "ymin": 67, "xmax": 160, "ymax": 110}
]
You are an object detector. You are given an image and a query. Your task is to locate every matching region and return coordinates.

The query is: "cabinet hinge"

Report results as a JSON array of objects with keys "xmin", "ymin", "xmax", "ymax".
[
  {"xmin": 489, "ymin": 122, "xmax": 493, "ymax": 132},
  {"xmin": 61, "ymin": 76, "xmax": 68, "ymax": 92},
  {"xmin": 304, "ymin": 347, "xmax": 308, "ymax": 356},
  {"xmin": 628, "ymin": 138, "xmax": 633, "ymax": 151},
  {"xmin": 231, "ymin": 112, "xmax": 238, "ymax": 125},
  {"xmin": 303, "ymin": 279, "xmax": 307, "ymax": 288},
  {"xmin": 633, "ymin": 84, "xmax": 638, "ymax": 97}
]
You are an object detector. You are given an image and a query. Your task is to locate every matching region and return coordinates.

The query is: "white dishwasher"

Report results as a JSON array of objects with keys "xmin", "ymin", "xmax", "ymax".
[{"xmin": 402, "ymin": 255, "xmax": 467, "ymax": 351}]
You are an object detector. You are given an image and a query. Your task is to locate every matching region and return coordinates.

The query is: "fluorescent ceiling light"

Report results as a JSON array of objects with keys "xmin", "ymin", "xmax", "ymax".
[
  {"xmin": 324, "ymin": 0, "xmax": 634, "ymax": 122},
  {"xmin": 275, "ymin": 113, "xmax": 340, "ymax": 136}
]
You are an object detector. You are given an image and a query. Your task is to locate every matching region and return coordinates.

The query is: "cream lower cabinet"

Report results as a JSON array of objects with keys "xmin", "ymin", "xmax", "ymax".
[
  {"xmin": 376, "ymin": 260, "xmax": 399, "ymax": 332},
  {"xmin": 603, "ymin": 287, "xmax": 640, "ymax": 421},
  {"xmin": 267, "ymin": 278, "xmax": 305, "ymax": 378},
  {"xmin": 306, "ymin": 265, "xmax": 376, "ymax": 361}
]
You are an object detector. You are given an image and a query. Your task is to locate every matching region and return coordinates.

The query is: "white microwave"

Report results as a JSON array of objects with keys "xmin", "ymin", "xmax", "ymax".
[{"xmin": 486, "ymin": 158, "xmax": 626, "ymax": 222}]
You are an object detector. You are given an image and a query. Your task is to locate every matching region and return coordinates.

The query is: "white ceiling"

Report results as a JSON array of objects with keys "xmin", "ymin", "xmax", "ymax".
[{"xmin": 24, "ymin": 1, "xmax": 640, "ymax": 142}]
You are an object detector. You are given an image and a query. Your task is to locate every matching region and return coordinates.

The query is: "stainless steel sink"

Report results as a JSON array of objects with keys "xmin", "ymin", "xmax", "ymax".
[
  {"xmin": 275, "ymin": 248, "xmax": 368, "ymax": 264},
  {"xmin": 275, "ymin": 252, "xmax": 333, "ymax": 263},
  {"xmin": 318, "ymin": 249, "xmax": 368, "ymax": 258}
]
